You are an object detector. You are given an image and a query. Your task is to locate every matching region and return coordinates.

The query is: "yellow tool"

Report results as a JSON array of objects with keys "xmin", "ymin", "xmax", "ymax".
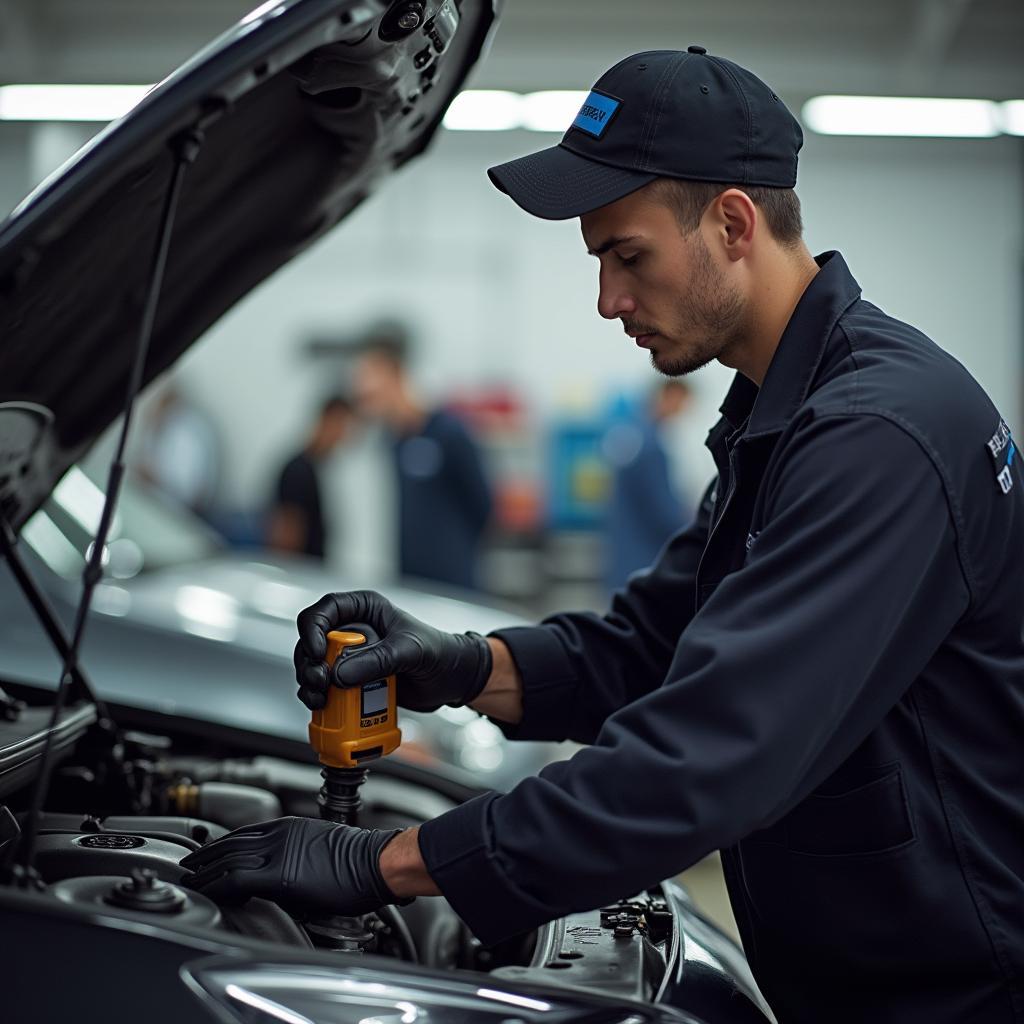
[{"xmin": 309, "ymin": 627, "xmax": 401, "ymax": 824}]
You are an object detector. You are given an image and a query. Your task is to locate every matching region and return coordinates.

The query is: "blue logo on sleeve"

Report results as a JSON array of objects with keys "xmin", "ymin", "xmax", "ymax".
[
  {"xmin": 986, "ymin": 419, "xmax": 1015, "ymax": 495},
  {"xmin": 572, "ymin": 91, "xmax": 621, "ymax": 138}
]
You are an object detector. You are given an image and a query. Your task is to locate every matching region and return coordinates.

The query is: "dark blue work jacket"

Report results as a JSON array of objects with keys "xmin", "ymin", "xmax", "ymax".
[
  {"xmin": 393, "ymin": 409, "xmax": 492, "ymax": 591},
  {"xmin": 420, "ymin": 252, "xmax": 1024, "ymax": 1023}
]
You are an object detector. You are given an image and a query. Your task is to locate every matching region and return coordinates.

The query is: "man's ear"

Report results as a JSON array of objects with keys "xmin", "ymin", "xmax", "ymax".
[{"xmin": 713, "ymin": 188, "xmax": 756, "ymax": 261}]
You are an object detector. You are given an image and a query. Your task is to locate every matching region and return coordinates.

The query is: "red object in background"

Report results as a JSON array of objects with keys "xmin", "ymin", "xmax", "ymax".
[
  {"xmin": 446, "ymin": 385, "xmax": 524, "ymax": 433},
  {"xmin": 496, "ymin": 480, "xmax": 543, "ymax": 532},
  {"xmin": 446, "ymin": 387, "xmax": 543, "ymax": 533}
]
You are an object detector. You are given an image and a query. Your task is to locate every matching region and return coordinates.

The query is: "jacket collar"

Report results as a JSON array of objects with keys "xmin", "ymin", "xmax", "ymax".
[{"xmin": 715, "ymin": 251, "xmax": 862, "ymax": 441}]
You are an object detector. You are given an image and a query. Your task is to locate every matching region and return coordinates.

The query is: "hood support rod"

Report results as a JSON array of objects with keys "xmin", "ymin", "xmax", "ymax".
[
  {"xmin": 0, "ymin": 519, "xmax": 102, "ymax": 712},
  {"xmin": 9, "ymin": 128, "xmax": 205, "ymax": 886}
]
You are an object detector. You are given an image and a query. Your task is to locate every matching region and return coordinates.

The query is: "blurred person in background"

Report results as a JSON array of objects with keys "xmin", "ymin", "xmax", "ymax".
[
  {"xmin": 267, "ymin": 395, "xmax": 354, "ymax": 561},
  {"xmin": 353, "ymin": 325, "xmax": 492, "ymax": 591},
  {"xmin": 603, "ymin": 379, "xmax": 694, "ymax": 591},
  {"xmin": 137, "ymin": 382, "xmax": 221, "ymax": 517}
]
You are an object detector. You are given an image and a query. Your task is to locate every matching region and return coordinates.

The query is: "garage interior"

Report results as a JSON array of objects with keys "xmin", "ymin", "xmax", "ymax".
[{"xmin": 1, "ymin": 0, "xmax": 1021, "ymax": 962}]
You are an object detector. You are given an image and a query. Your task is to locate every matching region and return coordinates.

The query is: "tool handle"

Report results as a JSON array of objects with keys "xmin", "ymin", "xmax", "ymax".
[
  {"xmin": 324, "ymin": 625, "xmax": 379, "ymax": 668},
  {"xmin": 309, "ymin": 625, "xmax": 400, "ymax": 769}
]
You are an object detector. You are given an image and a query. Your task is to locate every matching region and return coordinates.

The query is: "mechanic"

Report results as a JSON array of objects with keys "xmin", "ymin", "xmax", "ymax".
[{"xmin": 182, "ymin": 49, "xmax": 1024, "ymax": 1024}]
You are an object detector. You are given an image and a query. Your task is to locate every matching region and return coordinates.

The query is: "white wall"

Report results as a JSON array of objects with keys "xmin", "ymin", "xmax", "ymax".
[
  {"xmin": 0, "ymin": 124, "xmax": 33, "ymax": 218},
  {"xmin": 3, "ymin": 120, "xmax": 1021, "ymax": 568},
  {"xmin": 174, "ymin": 128, "xmax": 735, "ymax": 509},
  {"xmin": 171, "ymin": 129, "xmax": 1022, "ymax": 515},
  {"xmin": 799, "ymin": 132, "xmax": 1023, "ymax": 432}
]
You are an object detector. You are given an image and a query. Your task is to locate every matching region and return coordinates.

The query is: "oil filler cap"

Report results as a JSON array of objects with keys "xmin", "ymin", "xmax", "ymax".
[{"xmin": 78, "ymin": 834, "xmax": 145, "ymax": 850}]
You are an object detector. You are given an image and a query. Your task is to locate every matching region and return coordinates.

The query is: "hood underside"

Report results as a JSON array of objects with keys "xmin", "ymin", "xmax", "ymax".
[{"xmin": 0, "ymin": 0, "xmax": 497, "ymax": 533}]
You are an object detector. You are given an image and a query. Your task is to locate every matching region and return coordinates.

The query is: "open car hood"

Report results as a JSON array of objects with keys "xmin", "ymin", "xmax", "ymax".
[{"xmin": 0, "ymin": 0, "xmax": 498, "ymax": 534}]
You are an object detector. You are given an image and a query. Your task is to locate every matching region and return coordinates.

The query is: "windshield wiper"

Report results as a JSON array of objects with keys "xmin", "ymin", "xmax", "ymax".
[{"xmin": 6, "ymin": 128, "xmax": 205, "ymax": 886}]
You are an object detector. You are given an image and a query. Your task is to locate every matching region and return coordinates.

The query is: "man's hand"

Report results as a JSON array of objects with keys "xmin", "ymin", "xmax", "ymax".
[
  {"xmin": 293, "ymin": 590, "xmax": 493, "ymax": 713},
  {"xmin": 179, "ymin": 817, "xmax": 404, "ymax": 917}
]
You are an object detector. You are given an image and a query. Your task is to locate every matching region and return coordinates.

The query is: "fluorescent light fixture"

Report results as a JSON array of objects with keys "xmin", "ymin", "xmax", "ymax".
[
  {"xmin": 0, "ymin": 84, "xmax": 150, "ymax": 122},
  {"xmin": 802, "ymin": 95, "xmax": 1000, "ymax": 137},
  {"xmin": 1000, "ymin": 100, "xmax": 1024, "ymax": 136},
  {"xmin": 520, "ymin": 90, "xmax": 587, "ymax": 132},
  {"xmin": 443, "ymin": 89, "xmax": 522, "ymax": 131},
  {"xmin": 4, "ymin": 84, "xmax": 1019, "ymax": 141},
  {"xmin": 444, "ymin": 89, "xmax": 587, "ymax": 133}
]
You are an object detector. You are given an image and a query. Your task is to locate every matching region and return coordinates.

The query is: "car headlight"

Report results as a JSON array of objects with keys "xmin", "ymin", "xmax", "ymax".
[{"xmin": 184, "ymin": 958, "xmax": 702, "ymax": 1024}]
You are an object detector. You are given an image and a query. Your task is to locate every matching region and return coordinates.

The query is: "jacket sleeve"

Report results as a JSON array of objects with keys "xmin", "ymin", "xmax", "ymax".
[
  {"xmin": 489, "ymin": 478, "xmax": 716, "ymax": 744},
  {"xmin": 420, "ymin": 413, "xmax": 971, "ymax": 946}
]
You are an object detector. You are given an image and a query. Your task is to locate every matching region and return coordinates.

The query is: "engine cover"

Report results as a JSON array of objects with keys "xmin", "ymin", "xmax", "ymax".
[{"xmin": 34, "ymin": 832, "xmax": 189, "ymax": 883}]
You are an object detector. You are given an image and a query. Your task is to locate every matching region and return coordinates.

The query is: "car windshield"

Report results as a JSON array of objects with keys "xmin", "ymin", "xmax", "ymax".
[{"xmin": 21, "ymin": 465, "xmax": 222, "ymax": 581}]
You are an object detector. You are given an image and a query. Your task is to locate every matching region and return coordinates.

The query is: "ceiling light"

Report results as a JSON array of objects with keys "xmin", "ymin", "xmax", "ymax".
[
  {"xmin": 443, "ymin": 89, "xmax": 588, "ymax": 133},
  {"xmin": 0, "ymin": 84, "xmax": 150, "ymax": 122},
  {"xmin": 801, "ymin": 95, "xmax": 1000, "ymax": 137},
  {"xmin": 1000, "ymin": 100, "xmax": 1024, "ymax": 136},
  {"xmin": 4, "ymin": 84, "xmax": 1018, "ymax": 141},
  {"xmin": 442, "ymin": 90, "xmax": 522, "ymax": 131},
  {"xmin": 520, "ymin": 90, "xmax": 587, "ymax": 132}
]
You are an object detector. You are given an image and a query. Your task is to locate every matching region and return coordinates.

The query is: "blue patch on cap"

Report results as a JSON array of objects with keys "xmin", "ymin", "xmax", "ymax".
[{"xmin": 572, "ymin": 91, "xmax": 621, "ymax": 138}]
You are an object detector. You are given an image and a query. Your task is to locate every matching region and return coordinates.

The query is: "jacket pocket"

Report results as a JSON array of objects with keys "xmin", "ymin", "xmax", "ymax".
[{"xmin": 783, "ymin": 763, "xmax": 915, "ymax": 858}]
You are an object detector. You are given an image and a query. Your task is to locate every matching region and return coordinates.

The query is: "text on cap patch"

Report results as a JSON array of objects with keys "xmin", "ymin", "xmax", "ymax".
[{"xmin": 572, "ymin": 91, "xmax": 621, "ymax": 138}]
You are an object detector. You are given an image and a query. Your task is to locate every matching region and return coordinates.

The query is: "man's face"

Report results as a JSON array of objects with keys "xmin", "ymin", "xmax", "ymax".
[
  {"xmin": 580, "ymin": 186, "xmax": 746, "ymax": 376},
  {"xmin": 321, "ymin": 409, "xmax": 352, "ymax": 450},
  {"xmin": 353, "ymin": 354, "xmax": 400, "ymax": 419},
  {"xmin": 654, "ymin": 383, "xmax": 692, "ymax": 421}
]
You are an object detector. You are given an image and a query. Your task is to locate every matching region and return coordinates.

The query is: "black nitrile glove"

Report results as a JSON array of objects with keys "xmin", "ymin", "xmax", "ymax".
[
  {"xmin": 180, "ymin": 816, "xmax": 405, "ymax": 917},
  {"xmin": 293, "ymin": 590, "xmax": 493, "ymax": 713}
]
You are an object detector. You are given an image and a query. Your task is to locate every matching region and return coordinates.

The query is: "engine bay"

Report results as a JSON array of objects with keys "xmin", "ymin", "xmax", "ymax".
[{"xmin": 0, "ymin": 687, "xmax": 677, "ymax": 1000}]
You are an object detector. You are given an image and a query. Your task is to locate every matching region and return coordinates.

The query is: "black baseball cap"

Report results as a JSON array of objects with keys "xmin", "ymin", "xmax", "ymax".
[{"xmin": 488, "ymin": 46, "xmax": 803, "ymax": 220}]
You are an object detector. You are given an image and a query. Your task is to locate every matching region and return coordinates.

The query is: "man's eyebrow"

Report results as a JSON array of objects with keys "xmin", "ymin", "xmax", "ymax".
[{"xmin": 586, "ymin": 234, "xmax": 640, "ymax": 257}]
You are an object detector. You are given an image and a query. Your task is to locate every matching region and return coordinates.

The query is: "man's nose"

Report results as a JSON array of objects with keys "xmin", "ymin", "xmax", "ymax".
[{"xmin": 597, "ymin": 269, "xmax": 635, "ymax": 321}]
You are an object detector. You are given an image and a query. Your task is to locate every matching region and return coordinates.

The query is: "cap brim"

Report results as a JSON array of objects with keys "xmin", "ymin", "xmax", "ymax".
[{"xmin": 488, "ymin": 144, "xmax": 657, "ymax": 220}]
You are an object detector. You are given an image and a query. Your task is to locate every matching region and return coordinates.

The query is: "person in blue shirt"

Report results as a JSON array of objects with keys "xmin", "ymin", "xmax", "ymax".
[
  {"xmin": 604, "ymin": 379, "xmax": 694, "ymax": 591},
  {"xmin": 352, "ymin": 327, "xmax": 492, "ymax": 591}
]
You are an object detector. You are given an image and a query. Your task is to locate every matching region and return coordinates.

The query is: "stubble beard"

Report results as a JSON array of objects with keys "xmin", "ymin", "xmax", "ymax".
[{"xmin": 650, "ymin": 236, "xmax": 746, "ymax": 378}]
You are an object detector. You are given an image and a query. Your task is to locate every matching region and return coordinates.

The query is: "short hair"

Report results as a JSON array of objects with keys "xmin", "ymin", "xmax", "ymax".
[
  {"xmin": 649, "ymin": 178, "xmax": 803, "ymax": 248},
  {"xmin": 358, "ymin": 321, "xmax": 411, "ymax": 370},
  {"xmin": 320, "ymin": 394, "xmax": 353, "ymax": 418}
]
